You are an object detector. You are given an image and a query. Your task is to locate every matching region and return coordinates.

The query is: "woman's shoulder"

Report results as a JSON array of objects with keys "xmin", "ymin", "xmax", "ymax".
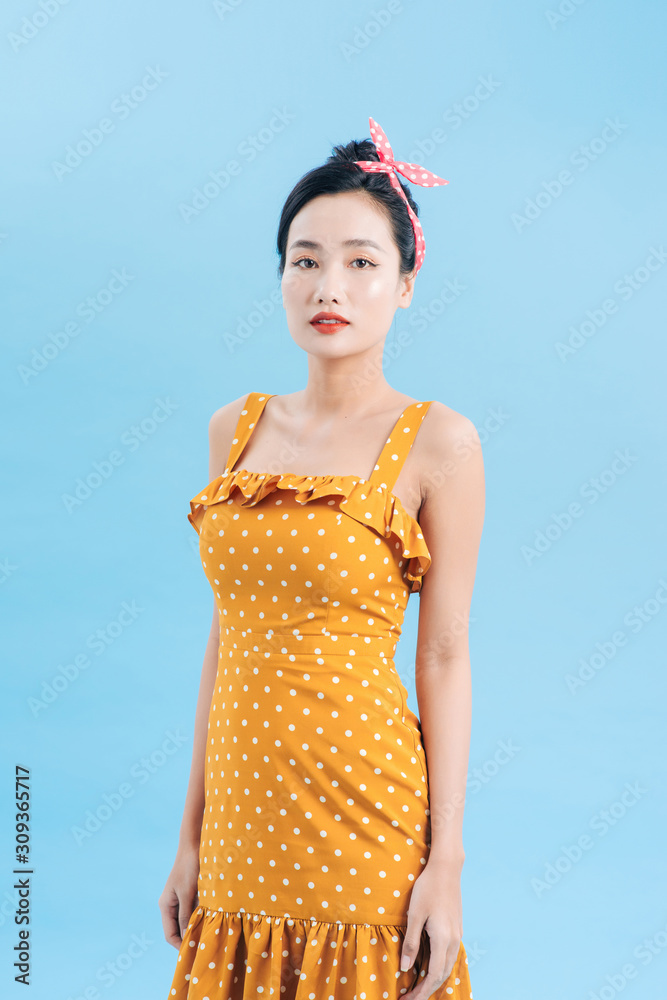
[
  {"xmin": 422, "ymin": 398, "xmax": 478, "ymax": 442},
  {"xmin": 417, "ymin": 400, "xmax": 483, "ymax": 484},
  {"xmin": 206, "ymin": 392, "xmax": 259, "ymax": 473},
  {"xmin": 208, "ymin": 390, "xmax": 267, "ymax": 431}
]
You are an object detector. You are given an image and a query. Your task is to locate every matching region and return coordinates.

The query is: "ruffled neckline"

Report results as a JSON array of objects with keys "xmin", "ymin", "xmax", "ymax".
[{"xmin": 188, "ymin": 466, "xmax": 431, "ymax": 592}]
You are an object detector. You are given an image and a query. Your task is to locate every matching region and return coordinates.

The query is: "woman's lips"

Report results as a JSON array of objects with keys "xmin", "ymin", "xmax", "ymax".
[{"xmin": 310, "ymin": 320, "xmax": 350, "ymax": 334}]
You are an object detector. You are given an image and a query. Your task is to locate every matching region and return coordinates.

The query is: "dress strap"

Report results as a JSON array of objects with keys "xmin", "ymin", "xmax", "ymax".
[
  {"xmin": 224, "ymin": 392, "xmax": 275, "ymax": 474},
  {"xmin": 368, "ymin": 400, "xmax": 434, "ymax": 494}
]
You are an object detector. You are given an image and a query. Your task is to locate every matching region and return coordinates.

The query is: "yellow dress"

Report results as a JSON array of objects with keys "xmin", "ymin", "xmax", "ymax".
[{"xmin": 167, "ymin": 392, "xmax": 473, "ymax": 1000}]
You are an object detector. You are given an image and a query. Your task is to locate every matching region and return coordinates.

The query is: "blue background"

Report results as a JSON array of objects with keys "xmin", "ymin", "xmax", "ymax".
[{"xmin": 2, "ymin": 1, "xmax": 666, "ymax": 997}]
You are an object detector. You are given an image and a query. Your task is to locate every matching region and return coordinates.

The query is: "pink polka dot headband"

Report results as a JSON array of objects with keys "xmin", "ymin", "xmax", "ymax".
[{"xmin": 353, "ymin": 116, "xmax": 449, "ymax": 274}]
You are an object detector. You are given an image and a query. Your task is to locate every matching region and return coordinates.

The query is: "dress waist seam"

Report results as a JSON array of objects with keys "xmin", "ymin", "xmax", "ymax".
[
  {"xmin": 218, "ymin": 625, "xmax": 399, "ymax": 657},
  {"xmin": 193, "ymin": 904, "xmax": 409, "ymax": 929}
]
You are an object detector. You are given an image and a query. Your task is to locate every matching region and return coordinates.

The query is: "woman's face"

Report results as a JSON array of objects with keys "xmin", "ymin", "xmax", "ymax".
[{"xmin": 281, "ymin": 190, "xmax": 415, "ymax": 358}]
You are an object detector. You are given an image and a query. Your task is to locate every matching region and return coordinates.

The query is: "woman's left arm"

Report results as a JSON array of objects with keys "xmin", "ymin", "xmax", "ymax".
[{"xmin": 400, "ymin": 403, "xmax": 486, "ymax": 997}]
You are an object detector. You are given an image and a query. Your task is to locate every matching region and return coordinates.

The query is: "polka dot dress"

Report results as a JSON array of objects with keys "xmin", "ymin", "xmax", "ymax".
[{"xmin": 167, "ymin": 393, "xmax": 473, "ymax": 999}]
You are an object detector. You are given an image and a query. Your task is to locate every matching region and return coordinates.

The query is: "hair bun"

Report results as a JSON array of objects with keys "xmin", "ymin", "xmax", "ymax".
[
  {"xmin": 327, "ymin": 138, "xmax": 379, "ymax": 165},
  {"xmin": 325, "ymin": 137, "xmax": 418, "ymax": 215}
]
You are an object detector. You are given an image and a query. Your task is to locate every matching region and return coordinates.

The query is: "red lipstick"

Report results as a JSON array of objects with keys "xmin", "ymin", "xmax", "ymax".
[{"xmin": 309, "ymin": 311, "xmax": 350, "ymax": 334}]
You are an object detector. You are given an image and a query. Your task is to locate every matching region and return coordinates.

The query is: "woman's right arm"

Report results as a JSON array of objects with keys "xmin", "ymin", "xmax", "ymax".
[
  {"xmin": 158, "ymin": 605, "xmax": 220, "ymax": 948},
  {"xmin": 158, "ymin": 395, "xmax": 247, "ymax": 949}
]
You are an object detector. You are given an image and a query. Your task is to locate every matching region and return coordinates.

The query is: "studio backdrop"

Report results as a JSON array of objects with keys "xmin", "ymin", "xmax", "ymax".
[{"xmin": 2, "ymin": 1, "xmax": 666, "ymax": 998}]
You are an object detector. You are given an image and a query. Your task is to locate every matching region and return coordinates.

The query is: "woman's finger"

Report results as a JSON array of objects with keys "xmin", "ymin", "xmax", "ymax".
[
  {"xmin": 400, "ymin": 904, "xmax": 425, "ymax": 974},
  {"xmin": 159, "ymin": 889, "xmax": 184, "ymax": 949},
  {"xmin": 179, "ymin": 889, "xmax": 198, "ymax": 937},
  {"xmin": 402, "ymin": 932, "xmax": 458, "ymax": 999}
]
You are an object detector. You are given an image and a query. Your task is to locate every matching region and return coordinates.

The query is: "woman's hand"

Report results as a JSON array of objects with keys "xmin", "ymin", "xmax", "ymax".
[
  {"xmin": 158, "ymin": 843, "xmax": 200, "ymax": 948},
  {"xmin": 399, "ymin": 853, "xmax": 464, "ymax": 998}
]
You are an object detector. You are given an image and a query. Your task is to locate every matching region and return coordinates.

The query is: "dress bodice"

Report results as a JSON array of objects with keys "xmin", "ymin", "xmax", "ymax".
[{"xmin": 188, "ymin": 392, "xmax": 434, "ymax": 644}]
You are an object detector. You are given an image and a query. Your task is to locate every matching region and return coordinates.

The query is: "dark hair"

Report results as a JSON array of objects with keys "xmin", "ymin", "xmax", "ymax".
[{"xmin": 276, "ymin": 135, "xmax": 420, "ymax": 279}]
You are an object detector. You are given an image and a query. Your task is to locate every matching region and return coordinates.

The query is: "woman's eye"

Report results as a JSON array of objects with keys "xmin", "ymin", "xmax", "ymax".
[{"xmin": 291, "ymin": 256, "xmax": 376, "ymax": 269}]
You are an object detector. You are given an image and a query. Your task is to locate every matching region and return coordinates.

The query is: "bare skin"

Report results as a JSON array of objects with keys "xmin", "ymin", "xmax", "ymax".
[
  {"xmin": 159, "ymin": 189, "xmax": 485, "ymax": 1000},
  {"xmin": 225, "ymin": 389, "xmax": 428, "ymax": 522}
]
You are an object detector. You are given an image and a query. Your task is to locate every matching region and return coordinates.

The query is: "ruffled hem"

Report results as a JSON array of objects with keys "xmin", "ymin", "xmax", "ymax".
[
  {"xmin": 168, "ymin": 905, "xmax": 472, "ymax": 998},
  {"xmin": 188, "ymin": 468, "xmax": 431, "ymax": 593}
]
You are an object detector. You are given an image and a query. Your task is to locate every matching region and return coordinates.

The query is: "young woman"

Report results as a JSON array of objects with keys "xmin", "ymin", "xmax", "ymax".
[{"xmin": 160, "ymin": 118, "xmax": 484, "ymax": 1000}]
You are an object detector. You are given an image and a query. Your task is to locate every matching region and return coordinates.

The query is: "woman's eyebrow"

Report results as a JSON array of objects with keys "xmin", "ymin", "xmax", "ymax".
[{"xmin": 287, "ymin": 238, "xmax": 386, "ymax": 253}]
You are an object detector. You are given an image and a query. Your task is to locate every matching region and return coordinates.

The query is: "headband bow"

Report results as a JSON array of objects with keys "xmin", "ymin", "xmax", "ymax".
[{"xmin": 353, "ymin": 116, "xmax": 448, "ymax": 274}]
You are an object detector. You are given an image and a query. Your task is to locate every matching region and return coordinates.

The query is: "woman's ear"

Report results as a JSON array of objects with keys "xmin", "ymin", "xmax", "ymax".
[{"xmin": 397, "ymin": 270, "xmax": 416, "ymax": 309}]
